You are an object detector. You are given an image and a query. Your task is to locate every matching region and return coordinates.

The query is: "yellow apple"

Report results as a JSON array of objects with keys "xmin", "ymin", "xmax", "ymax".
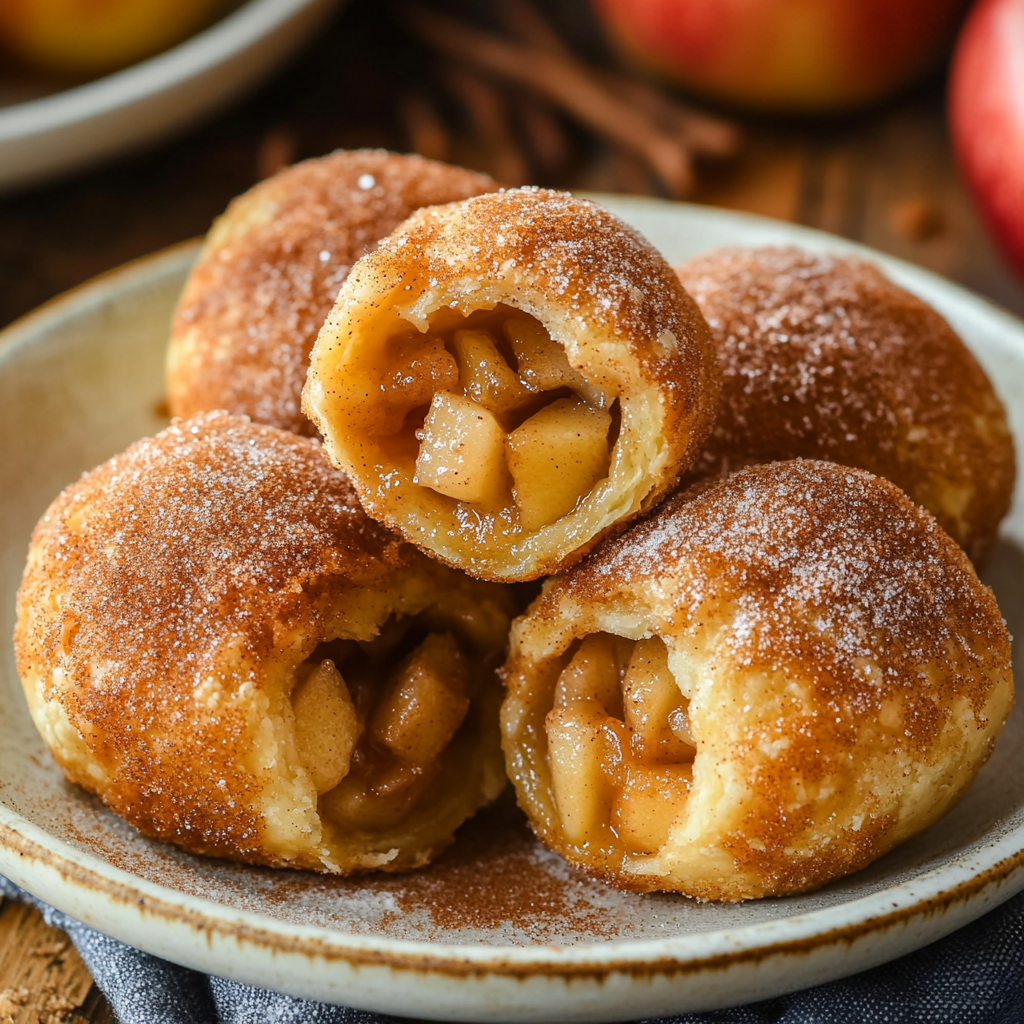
[{"xmin": 0, "ymin": 0, "xmax": 226, "ymax": 77}]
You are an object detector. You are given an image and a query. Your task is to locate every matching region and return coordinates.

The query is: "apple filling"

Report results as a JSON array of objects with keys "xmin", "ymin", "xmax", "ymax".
[
  {"xmin": 370, "ymin": 308, "xmax": 614, "ymax": 532},
  {"xmin": 289, "ymin": 603, "xmax": 503, "ymax": 842},
  {"xmin": 545, "ymin": 633, "xmax": 695, "ymax": 857}
]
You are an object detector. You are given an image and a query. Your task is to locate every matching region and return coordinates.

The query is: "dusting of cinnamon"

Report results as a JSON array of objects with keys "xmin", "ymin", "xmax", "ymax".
[
  {"xmin": 305, "ymin": 187, "xmax": 720, "ymax": 582},
  {"xmin": 14, "ymin": 412, "xmax": 520, "ymax": 873},
  {"xmin": 675, "ymin": 246, "xmax": 1015, "ymax": 564},
  {"xmin": 168, "ymin": 150, "xmax": 496, "ymax": 435},
  {"xmin": 502, "ymin": 459, "xmax": 1014, "ymax": 900}
]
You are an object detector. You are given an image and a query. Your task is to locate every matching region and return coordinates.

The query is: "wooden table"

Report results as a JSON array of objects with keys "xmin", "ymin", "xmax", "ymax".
[{"xmin": 1, "ymin": 4, "xmax": 1022, "ymax": 1021}]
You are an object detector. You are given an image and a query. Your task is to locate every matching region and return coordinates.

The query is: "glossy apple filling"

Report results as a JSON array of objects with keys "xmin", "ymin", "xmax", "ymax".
[
  {"xmin": 363, "ymin": 306, "xmax": 616, "ymax": 533},
  {"xmin": 290, "ymin": 603, "xmax": 501, "ymax": 834},
  {"xmin": 545, "ymin": 633, "xmax": 695, "ymax": 857}
]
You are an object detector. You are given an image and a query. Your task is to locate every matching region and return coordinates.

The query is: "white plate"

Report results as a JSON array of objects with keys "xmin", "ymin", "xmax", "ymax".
[
  {"xmin": 1, "ymin": 198, "xmax": 1023, "ymax": 1023},
  {"xmin": 0, "ymin": 0, "xmax": 344, "ymax": 195}
]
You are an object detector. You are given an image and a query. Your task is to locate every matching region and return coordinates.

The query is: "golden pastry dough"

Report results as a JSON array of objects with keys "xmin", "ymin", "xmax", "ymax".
[
  {"xmin": 675, "ymin": 246, "xmax": 1015, "ymax": 564},
  {"xmin": 167, "ymin": 150, "xmax": 496, "ymax": 435},
  {"xmin": 501, "ymin": 459, "xmax": 1013, "ymax": 901},
  {"xmin": 303, "ymin": 188, "xmax": 719, "ymax": 582},
  {"xmin": 15, "ymin": 412, "xmax": 517, "ymax": 873}
]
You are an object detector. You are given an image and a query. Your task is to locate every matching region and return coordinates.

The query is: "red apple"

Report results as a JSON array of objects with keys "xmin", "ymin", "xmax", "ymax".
[
  {"xmin": 949, "ymin": 0, "xmax": 1024, "ymax": 280},
  {"xmin": 592, "ymin": 0, "xmax": 970, "ymax": 113}
]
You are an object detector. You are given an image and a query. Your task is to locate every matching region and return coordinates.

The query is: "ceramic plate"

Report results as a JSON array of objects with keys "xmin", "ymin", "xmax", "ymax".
[
  {"xmin": 1, "ymin": 198, "xmax": 1023, "ymax": 1023},
  {"xmin": 0, "ymin": 0, "xmax": 344, "ymax": 195}
]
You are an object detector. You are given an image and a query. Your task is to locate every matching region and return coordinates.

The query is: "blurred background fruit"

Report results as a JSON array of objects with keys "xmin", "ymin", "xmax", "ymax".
[
  {"xmin": 591, "ymin": 0, "xmax": 971, "ymax": 113},
  {"xmin": 2, "ymin": 0, "xmax": 1024, "ymax": 339},
  {"xmin": 950, "ymin": 0, "xmax": 1024, "ymax": 280},
  {"xmin": 0, "ymin": 0, "xmax": 227, "ymax": 77}
]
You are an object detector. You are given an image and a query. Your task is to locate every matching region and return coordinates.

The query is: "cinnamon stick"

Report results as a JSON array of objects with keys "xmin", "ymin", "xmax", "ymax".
[
  {"xmin": 499, "ymin": 0, "xmax": 739, "ymax": 159},
  {"xmin": 256, "ymin": 128, "xmax": 296, "ymax": 180},
  {"xmin": 399, "ymin": 90, "xmax": 451, "ymax": 162},
  {"xmin": 601, "ymin": 73, "xmax": 740, "ymax": 159},
  {"xmin": 405, "ymin": 4, "xmax": 695, "ymax": 197},
  {"xmin": 517, "ymin": 95, "xmax": 571, "ymax": 174},
  {"xmin": 442, "ymin": 66, "xmax": 530, "ymax": 186}
]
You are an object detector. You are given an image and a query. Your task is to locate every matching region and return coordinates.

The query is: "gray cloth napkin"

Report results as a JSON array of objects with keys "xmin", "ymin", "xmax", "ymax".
[{"xmin": 2, "ymin": 874, "xmax": 1022, "ymax": 1023}]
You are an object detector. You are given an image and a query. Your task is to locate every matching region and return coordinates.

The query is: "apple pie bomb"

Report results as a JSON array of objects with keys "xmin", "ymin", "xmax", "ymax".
[
  {"xmin": 675, "ymin": 246, "xmax": 1015, "ymax": 565},
  {"xmin": 303, "ymin": 188, "xmax": 719, "ymax": 581},
  {"xmin": 500, "ymin": 459, "xmax": 1013, "ymax": 901},
  {"xmin": 167, "ymin": 150, "xmax": 495, "ymax": 435},
  {"xmin": 14, "ymin": 412, "xmax": 519, "ymax": 873}
]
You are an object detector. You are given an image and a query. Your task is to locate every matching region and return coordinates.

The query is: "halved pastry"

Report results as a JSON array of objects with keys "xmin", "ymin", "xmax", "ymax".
[
  {"xmin": 501, "ymin": 459, "xmax": 1013, "ymax": 901},
  {"xmin": 14, "ymin": 412, "xmax": 517, "ymax": 873},
  {"xmin": 303, "ymin": 188, "xmax": 719, "ymax": 582},
  {"xmin": 167, "ymin": 149, "xmax": 496, "ymax": 435},
  {"xmin": 675, "ymin": 246, "xmax": 1016, "ymax": 565}
]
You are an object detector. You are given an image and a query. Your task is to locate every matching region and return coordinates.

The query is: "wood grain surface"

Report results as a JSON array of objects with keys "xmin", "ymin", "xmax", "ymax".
[
  {"xmin": 1, "ymin": 3, "xmax": 1023, "ymax": 1022},
  {"xmin": 0, "ymin": 899, "xmax": 114, "ymax": 1024}
]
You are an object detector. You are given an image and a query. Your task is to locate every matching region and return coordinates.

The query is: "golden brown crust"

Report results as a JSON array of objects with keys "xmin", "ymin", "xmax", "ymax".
[
  {"xmin": 168, "ymin": 150, "xmax": 496, "ymax": 435},
  {"xmin": 675, "ymin": 246, "xmax": 1016, "ymax": 564},
  {"xmin": 501, "ymin": 459, "xmax": 1014, "ymax": 900},
  {"xmin": 15, "ymin": 411, "xmax": 512, "ymax": 873},
  {"xmin": 304, "ymin": 187, "xmax": 720, "ymax": 581}
]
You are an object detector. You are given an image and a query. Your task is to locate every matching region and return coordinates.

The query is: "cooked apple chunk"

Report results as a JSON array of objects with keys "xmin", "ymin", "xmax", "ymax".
[
  {"xmin": 414, "ymin": 392, "xmax": 509, "ymax": 505},
  {"xmin": 302, "ymin": 602, "xmax": 513, "ymax": 850},
  {"xmin": 623, "ymin": 638, "xmax": 695, "ymax": 763},
  {"xmin": 321, "ymin": 756, "xmax": 435, "ymax": 833},
  {"xmin": 553, "ymin": 632, "xmax": 632, "ymax": 717},
  {"xmin": 335, "ymin": 332, "xmax": 458, "ymax": 438},
  {"xmin": 450, "ymin": 328, "xmax": 533, "ymax": 417},
  {"xmin": 413, "ymin": 320, "xmax": 613, "ymax": 525},
  {"xmin": 546, "ymin": 699, "xmax": 620, "ymax": 847},
  {"xmin": 304, "ymin": 190, "xmax": 721, "ymax": 583},
  {"xmin": 14, "ymin": 412, "xmax": 521, "ymax": 877},
  {"xmin": 370, "ymin": 632, "xmax": 471, "ymax": 766},
  {"xmin": 543, "ymin": 633, "xmax": 695, "ymax": 852},
  {"xmin": 611, "ymin": 763, "xmax": 693, "ymax": 854},
  {"xmin": 291, "ymin": 659, "xmax": 362, "ymax": 795},
  {"xmin": 504, "ymin": 318, "xmax": 607, "ymax": 407},
  {"xmin": 501, "ymin": 460, "xmax": 1014, "ymax": 900},
  {"xmin": 506, "ymin": 398, "xmax": 612, "ymax": 530}
]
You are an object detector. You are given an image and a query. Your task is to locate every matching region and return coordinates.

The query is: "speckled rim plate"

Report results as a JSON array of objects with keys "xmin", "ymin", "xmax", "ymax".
[{"xmin": 1, "ymin": 197, "xmax": 1023, "ymax": 1023}]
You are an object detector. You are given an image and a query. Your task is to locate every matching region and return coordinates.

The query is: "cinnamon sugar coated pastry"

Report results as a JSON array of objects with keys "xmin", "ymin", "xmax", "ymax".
[
  {"xmin": 15, "ymin": 412, "xmax": 517, "ymax": 873},
  {"xmin": 500, "ymin": 460, "xmax": 1013, "ymax": 901},
  {"xmin": 675, "ymin": 246, "xmax": 1015, "ymax": 564},
  {"xmin": 167, "ymin": 150, "xmax": 496, "ymax": 435},
  {"xmin": 303, "ymin": 188, "xmax": 719, "ymax": 582}
]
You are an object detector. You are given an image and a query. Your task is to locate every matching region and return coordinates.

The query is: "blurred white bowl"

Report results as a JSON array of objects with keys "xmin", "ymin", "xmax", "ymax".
[{"xmin": 0, "ymin": 0, "xmax": 345, "ymax": 195}]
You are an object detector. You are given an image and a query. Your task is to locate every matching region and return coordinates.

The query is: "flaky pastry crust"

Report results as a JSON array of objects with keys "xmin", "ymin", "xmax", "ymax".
[
  {"xmin": 501, "ymin": 460, "xmax": 1013, "ymax": 901},
  {"xmin": 15, "ymin": 412, "xmax": 515, "ymax": 873},
  {"xmin": 303, "ymin": 188, "xmax": 719, "ymax": 582},
  {"xmin": 676, "ymin": 246, "xmax": 1016, "ymax": 564},
  {"xmin": 167, "ymin": 150, "xmax": 495, "ymax": 435}
]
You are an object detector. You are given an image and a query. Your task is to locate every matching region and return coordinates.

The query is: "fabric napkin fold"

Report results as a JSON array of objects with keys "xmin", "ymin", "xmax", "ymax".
[{"xmin": 2, "ymin": 874, "xmax": 1022, "ymax": 1024}]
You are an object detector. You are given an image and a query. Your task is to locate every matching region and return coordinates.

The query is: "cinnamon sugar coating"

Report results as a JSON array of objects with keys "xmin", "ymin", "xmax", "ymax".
[
  {"xmin": 501, "ymin": 459, "xmax": 1013, "ymax": 901},
  {"xmin": 304, "ymin": 187, "xmax": 719, "ymax": 581},
  {"xmin": 15, "ymin": 412, "xmax": 515, "ymax": 873},
  {"xmin": 168, "ymin": 150, "xmax": 496, "ymax": 435},
  {"xmin": 675, "ymin": 246, "xmax": 1015, "ymax": 564}
]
